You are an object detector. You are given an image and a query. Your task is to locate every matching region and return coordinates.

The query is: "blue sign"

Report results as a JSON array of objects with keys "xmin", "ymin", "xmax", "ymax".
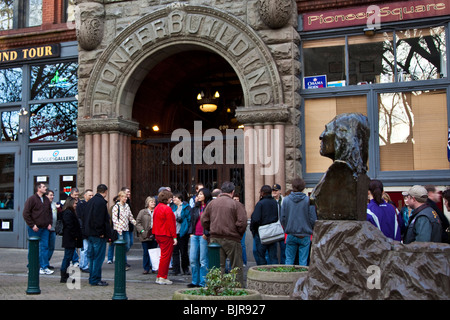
[{"xmin": 304, "ymin": 75, "xmax": 327, "ymax": 89}]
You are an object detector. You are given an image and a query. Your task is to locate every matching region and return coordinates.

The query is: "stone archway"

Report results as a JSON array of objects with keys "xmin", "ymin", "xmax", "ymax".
[{"xmin": 77, "ymin": 3, "xmax": 297, "ymax": 210}]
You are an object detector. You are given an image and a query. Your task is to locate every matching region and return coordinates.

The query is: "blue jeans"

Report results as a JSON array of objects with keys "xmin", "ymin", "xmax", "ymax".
[
  {"xmin": 241, "ymin": 232, "xmax": 247, "ymax": 265},
  {"xmin": 189, "ymin": 235, "xmax": 209, "ymax": 286},
  {"xmin": 88, "ymin": 236, "xmax": 107, "ymax": 285},
  {"xmin": 79, "ymin": 239, "xmax": 89, "ymax": 270},
  {"xmin": 252, "ymin": 233, "xmax": 278, "ymax": 265},
  {"xmin": 285, "ymin": 234, "xmax": 311, "ymax": 266},
  {"xmin": 27, "ymin": 226, "xmax": 50, "ymax": 269},
  {"xmin": 61, "ymin": 248, "xmax": 75, "ymax": 273},
  {"xmin": 48, "ymin": 230, "xmax": 56, "ymax": 264}
]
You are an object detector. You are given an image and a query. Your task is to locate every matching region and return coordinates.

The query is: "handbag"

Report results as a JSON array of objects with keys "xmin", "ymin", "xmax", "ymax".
[
  {"xmin": 55, "ymin": 219, "xmax": 64, "ymax": 236},
  {"xmin": 258, "ymin": 220, "xmax": 285, "ymax": 245},
  {"xmin": 148, "ymin": 247, "xmax": 161, "ymax": 271}
]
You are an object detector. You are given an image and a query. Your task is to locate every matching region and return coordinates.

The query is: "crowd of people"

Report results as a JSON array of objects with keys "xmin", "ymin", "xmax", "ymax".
[{"xmin": 21, "ymin": 178, "xmax": 450, "ymax": 287}]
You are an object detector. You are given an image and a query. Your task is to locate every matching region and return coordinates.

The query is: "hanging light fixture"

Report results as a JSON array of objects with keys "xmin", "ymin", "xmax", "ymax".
[{"xmin": 197, "ymin": 88, "xmax": 220, "ymax": 113}]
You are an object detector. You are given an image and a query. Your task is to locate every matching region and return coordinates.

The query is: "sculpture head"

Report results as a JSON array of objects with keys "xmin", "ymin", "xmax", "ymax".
[{"xmin": 319, "ymin": 113, "xmax": 370, "ymax": 176}]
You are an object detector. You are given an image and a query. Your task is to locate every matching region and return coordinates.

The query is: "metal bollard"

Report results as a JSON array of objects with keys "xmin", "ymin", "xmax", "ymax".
[
  {"xmin": 112, "ymin": 238, "xmax": 128, "ymax": 300},
  {"xmin": 208, "ymin": 242, "xmax": 221, "ymax": 270},
  {"xmin": 26, "ymin": 236, "xmax": 41, "ymax": 295}
]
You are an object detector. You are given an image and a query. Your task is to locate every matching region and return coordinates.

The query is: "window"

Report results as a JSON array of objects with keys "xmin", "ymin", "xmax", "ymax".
[
  {"xmin": 396, "ymin": 27, "xmax": 446, "ymax": 81},
  {"xmin": 379, "ymin": 89, "xmax": 449, "ymax": 171},
  {"xmin": 1, "ymin": 111, "xmax": 19, "ymax": 141},
  {"xmin": 304, "ymin": 95, "xmax": 367, "ymax": 173},
  {"xmin": 348, "ymin": 33, "xmax": 394, "ymax": 84},
  {"xmin": 31, "ymin": 62, "xmax": 78, "ymax": 100},
  {"xmin": 0, "ymin": 68, "xmax": 23, "ymax": 103},
  {"xmin": 0, "ymin": 0, "xmax": 13, "ymax": 30},
  {"xmin": 0, "ymin": 0, "xmax": 42, "ymax": 30},
  {"xmin": 302, "ymin": 26, "xmax": 447, "ymax": 89},
  {"xmin": 29, "ymin": 101, "xmax": 78, "ymax": 143},
  {"xmin": 0, "ymin": 154, "xmax": 15, "ymax": 210}
]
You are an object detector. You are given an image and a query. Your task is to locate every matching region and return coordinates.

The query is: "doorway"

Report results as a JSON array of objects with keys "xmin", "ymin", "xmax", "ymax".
[{"xmin": 130, "ymin": 50, "xmax": 245, "ymax": 210}]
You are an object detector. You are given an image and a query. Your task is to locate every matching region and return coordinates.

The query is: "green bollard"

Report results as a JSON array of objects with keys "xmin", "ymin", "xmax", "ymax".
[
  {"xmin": 208, "ymin": 242, "xmax": 222, "ymax": 270},
  {"xmin": 26, "ymin": 236, "xmax": 41, "ymax": 295},
  {"xmin": 112, "ymin": 238, "xmax": 127, "ymax": 300}
]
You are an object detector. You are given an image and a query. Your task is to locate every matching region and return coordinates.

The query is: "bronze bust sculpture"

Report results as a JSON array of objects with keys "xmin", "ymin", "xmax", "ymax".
[{"xmin": 311, "ymin": 113, "xmax": 370, "ymax": 220}]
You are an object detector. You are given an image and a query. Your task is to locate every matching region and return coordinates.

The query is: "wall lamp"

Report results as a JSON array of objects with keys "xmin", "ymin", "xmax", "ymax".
[{"xmin": 18, "ymin": 107, "xmax": 28, "ymax": 116}]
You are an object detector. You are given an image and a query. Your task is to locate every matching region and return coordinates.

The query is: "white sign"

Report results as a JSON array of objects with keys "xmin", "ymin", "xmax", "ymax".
[{"xmin": 32, "ymin": 149, "xmax": 78, "ymax": 164}]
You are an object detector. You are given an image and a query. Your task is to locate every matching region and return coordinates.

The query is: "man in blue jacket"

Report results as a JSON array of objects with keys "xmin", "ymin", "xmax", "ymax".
[{"xmin": 280, "ymin": 178, "xmax": 317, "ymax": 266}]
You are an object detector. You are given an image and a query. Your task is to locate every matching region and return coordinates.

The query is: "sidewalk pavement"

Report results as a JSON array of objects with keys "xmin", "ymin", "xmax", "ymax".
[{"xmin": 0, "ymin": 247, "xmax": 254, "ymax": 300}]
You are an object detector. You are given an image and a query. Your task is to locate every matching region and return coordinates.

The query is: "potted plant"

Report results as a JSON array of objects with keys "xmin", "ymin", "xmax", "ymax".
[
  {"xmin": 173, "ymin": 267, "xmax": 262, "ymax": 300},
  {"xmin": 246, "ymin": 264, "xmax": 309, "ymax": 299}
]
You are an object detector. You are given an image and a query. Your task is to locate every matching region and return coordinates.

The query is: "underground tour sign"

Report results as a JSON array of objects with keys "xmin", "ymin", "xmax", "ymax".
[
  {"xmin": 304, "ymin": 75, "xmax": 327, "ymax": 89},
  {"xmin": 0, "ymin": 44, "xmax": 60, "ymax": 64}
]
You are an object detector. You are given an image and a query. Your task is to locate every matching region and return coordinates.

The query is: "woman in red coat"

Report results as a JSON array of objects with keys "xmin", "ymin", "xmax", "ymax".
[{"xmin": 152, "ymin": 190, "xmax": 177, "ymax": 284}]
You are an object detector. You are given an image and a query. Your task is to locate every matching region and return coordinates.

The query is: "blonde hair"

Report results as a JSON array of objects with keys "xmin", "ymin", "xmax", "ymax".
[
  {"xmin": 118, "ymin": 190, "xmax": 127, "ymax": 198},
  {"xmin": 145, "ymin": 196, "xmax": 155, "ymax": 208}
]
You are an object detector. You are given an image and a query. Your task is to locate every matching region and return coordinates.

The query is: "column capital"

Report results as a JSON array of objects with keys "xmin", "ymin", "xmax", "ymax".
[
  {"xmin": 78, "ymin": 117, "xmax": 139, "ymax": 136},
  {"xmin": 235, "ymin": 104, "xmax": 290, "ymax": 125}
]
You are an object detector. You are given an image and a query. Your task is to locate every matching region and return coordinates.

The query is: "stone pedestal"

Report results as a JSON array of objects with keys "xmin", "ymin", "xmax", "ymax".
[{"xmin": 293, "ymin": 220, "xmax": 450, "ymax": 300}]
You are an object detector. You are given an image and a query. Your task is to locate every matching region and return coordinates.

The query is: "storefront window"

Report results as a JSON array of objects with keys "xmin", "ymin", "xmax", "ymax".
[
  {"xmin": 396, "ymin": 27, "xmax": 447, "ymax": 81},
  {"xmin": 303, "ymin": 38, "xmax": 345, "ymax": 87},
  {"xmin": 304, "ymin": 95, "xmax": 367, "ymax": 173},
  {"xmin": 1, "ymin": 111, "xmax": 19, "ymax": 141},
  {"xmin": 0, "ymin": 0, "xmax": 13, "ymax": 30},
  {"xmin": 302, "ymin": 26, "xmax": 447, "ymax": 89},
  {"xmin": 0, "ymin": 68, "xmax": 22, "ymax": 103},
  {"xmin": 348, "ymin": 32, "xmax": 394, "ymax": 85},
  {"xmin": 31, "ymin": 62, "xmax": 78, "ymax": 100},
  {"xmin": 27, "ymin": 0, "xmax": 42, "ymax": 27},
  {"xmin": 0, "ymin": 154, "xmax": 14, "ymax": 209},
  {"xmin": 379, "ymin": 89, "xmax": 449, "ymax": 171},
  {"xmin": 29, "ymin": 101, "xmax": 77, "ymax": 143}
]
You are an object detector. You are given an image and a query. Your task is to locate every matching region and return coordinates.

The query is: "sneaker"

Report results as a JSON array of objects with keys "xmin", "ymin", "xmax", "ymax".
[
  {"xmin": 107, "ymin": 260, "xmax": 113, "ymax": 264},
  {"xmin": 157, "ymin": 278, "xmax": 173, "ymax": 285},
  {"xmin": 39, "ymin": 268, "xmax": 54, "ymax": 275}
]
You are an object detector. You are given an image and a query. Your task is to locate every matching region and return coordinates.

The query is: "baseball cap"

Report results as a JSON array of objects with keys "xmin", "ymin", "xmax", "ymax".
[
  {"xmin": 402, "ymin": 185, "xmax": 428, "ymax": 202},
  {"xmin": 272, "ymin": 184, "xmax": 281, "ymax": 191}
]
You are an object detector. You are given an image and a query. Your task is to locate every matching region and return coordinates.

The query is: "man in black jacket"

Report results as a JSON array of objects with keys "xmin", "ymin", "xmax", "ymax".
[
  {"xmin": 425, "ymin": 185, "xmax": 450, "ymax": 243},
  {"xmin": 250, "ymin": 185, "xmax": 279, "ymax": 265},
  {"xmin": 85, "ymin": 184, "xmax": 111, "ymax": 286}
]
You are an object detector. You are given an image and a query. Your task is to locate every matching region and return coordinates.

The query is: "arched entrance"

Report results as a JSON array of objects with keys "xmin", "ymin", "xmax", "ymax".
[
  {"xmin": 77, "ymin": 3, "xmax": 289, "ymax": 213},
  {"xmin": 131, "ymin": 49, "xmax": 245, "ymax": 208}
]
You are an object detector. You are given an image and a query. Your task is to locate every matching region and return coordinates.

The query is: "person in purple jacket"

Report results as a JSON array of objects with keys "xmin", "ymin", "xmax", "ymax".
[{"xmin": 366, "ymin": 179, "xmax": 401, "ymax": 241}]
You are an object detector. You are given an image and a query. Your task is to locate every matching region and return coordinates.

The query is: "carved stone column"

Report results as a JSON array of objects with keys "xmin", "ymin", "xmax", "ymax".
[
  {"xmin": 236, "ymin": 105, "xmax": 290, "ymax": 212},
  {"xmin": 78, "ymin": 117, "xmax": 138, "ymax": 205}
]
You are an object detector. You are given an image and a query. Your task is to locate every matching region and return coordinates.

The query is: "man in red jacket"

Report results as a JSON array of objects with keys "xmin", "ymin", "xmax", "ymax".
[{"xmin": 201, "ymin": 181, "xmax": 247, "ymax": 286}]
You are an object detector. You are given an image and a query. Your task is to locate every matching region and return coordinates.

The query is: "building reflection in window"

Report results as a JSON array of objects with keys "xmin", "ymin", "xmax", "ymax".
[
  {"xmin": 31, "ymin": 62, "xmax": 78, "ymax": 100},
  {"xmin": 29, "ymin": 101, "xmax": 77, "ymax": 143},
  {"xmin": 0, "ymin": 154, "xmax": 14, "ymax": 209},
  {"xmin": 0, "ymin": 68, "xmax": 22, "ymax": 103},
  {"xmin": 0, "ymin": 1, "xmax": 13, "ymax": 30},
  {"xmin": 1, "ymin": 111, "xmax": 19, "ymax": 141},
  {"xmin": 378, "ymin": 89, "xmax": 448, "ymax": 171}
]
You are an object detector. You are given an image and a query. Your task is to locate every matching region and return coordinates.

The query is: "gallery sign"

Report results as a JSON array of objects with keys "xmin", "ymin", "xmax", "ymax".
[
  {"xmin": 303, "ymin": 0, "xmax": 449, "ymax": 31},
  {"xmin": 31, "ymin": 148, "xmax": 78, "ymax": 164},
  {"xmin": 0, "ymin": 44, "xmax": 60, "ymax": 64}
]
